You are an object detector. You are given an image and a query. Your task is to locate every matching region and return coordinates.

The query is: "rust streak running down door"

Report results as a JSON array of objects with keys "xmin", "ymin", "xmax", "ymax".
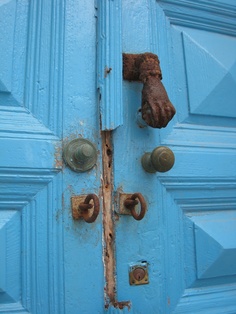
[
  {"xmin": 101, "ymin": 131, "xmax": 131, "ymax": 310},
  {"xmin": 113, "ymin": 1, "xmax": 236, "ymax": 313},
  {"xmin": 101, "ymin": 131, "xmax": 116, "ymax": 304}
]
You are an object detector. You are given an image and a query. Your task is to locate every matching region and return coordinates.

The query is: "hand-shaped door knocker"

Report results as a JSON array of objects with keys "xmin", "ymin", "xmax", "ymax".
[{"xmin": 123, "ymin": 53, "xmax": 176, "ymax": 128}]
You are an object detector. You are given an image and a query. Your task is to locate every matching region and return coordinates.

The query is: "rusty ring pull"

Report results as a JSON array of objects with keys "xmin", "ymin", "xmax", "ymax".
[
  {"xmin": 78, "ymin": 194, "xmax": 100, "ymax": 223},
  {"xmin": 123, "ymin": 53, "xmax": 176, "ymax": 128},
  {"xmin": 124, "ymin": 193, "xmax": 147, "ymax": 221}
]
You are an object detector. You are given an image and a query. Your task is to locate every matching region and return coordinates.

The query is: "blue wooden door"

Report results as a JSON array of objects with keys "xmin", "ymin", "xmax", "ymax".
[
  {"xmin": 113, "ymin": 0, "xmax": 236, "ymax": 313},
  {"xmin": 0, "ymin": 1, "xmax": 103, "ymax": 313},
  {"xmin": 1, "ymin": 0, "xmax": 236, "ymax": 313}
]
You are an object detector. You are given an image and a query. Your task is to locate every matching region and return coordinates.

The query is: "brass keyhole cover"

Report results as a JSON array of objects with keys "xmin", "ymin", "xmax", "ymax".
[
  {"xmin": 129, "ymin": 263, "xmax": 149, "ymax": 286},
  {"xmin": 133, "ymin": 267, "xmax": 146, "ymax": 281}
]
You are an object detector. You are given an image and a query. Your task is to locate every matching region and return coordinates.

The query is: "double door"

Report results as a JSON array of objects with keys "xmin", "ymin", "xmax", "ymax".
[{"xmin": 1, "ymin": 0, "xmax": 236, "ymax": 313}]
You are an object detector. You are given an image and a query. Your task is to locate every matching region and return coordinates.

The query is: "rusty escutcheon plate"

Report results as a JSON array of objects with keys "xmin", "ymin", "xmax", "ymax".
[
  {"xmin": 129, "ymin": 262, "xmax": 149, "ymax": 286},
  {"xmin": 71, "ymin": 195, "xmax": 87, "ymax": 220},
  {"xmin": 118, "ymin": 193, "xmax": 147, "ymax": 221},
  {"xmin": 71, "ymin": 194, "xmax": 100, "ymax": 223},
  {"xmin": 118, "ymin": 193, "xmax": 134, "ymax": 216}
]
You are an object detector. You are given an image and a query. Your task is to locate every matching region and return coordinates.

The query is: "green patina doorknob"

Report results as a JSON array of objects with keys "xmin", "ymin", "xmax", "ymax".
[
  {"xmin": 141, "ymin": 146, "xmax": 175, "ymax": 173},
  {"xmin": 63, "ymin": 138, "xmax": 97, "ymax": 172}
]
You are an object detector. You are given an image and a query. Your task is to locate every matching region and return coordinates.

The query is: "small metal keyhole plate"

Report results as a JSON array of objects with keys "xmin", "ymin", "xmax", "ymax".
[
  {"xmin": 133, "ymin": 268, "xmax": 146, "ymax": 281},
  {"xmin": 129, "ymin": 262, "xmax": 149, "ymax": 286}
]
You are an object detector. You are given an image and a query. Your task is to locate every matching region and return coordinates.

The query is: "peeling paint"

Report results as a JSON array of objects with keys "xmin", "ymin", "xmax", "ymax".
[
  {"xmin": 101, "ymin": 131, "xmax": 116, "ymax": 304},
  {"xmin": 105, "ymin": 301, "xmax": 131, "ymax": 310},
  {"xmin": 113, "ymin": 301, "xmax": 131, "ymax": 310},
  {"xmin": 104, "ymin": 66, "xmax": 112, "ymax": 78},
  {"xmin": 101, "ymin": 131, "xmax": 131, "ymax": 309},
  {"xmin": 54, "ymin": 143, "xmax": 63, "ymax": 169},
  {"xmin": 168, "ymin": 297, "xmax": 171, "ymax": 306}
]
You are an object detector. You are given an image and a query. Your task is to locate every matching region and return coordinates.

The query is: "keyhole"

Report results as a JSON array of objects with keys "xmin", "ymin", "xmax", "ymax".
[{"xmin": 133, "ymin": 267, "xmax": 146, "ymax": 281}]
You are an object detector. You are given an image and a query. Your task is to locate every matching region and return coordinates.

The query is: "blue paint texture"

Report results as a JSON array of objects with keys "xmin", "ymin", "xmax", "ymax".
[{"xmin": 0, "ymin": 0, "xmax": 236, "ymax": 313}]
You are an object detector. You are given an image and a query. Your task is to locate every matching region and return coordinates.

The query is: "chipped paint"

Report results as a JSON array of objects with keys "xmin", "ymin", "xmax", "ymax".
[
  {"xmin": 101, "ymin": 131, "xmax": 131, "ymax": 310},
  {"xmin": 54, "ymin": 142, "xmax": 63, "ymax": 169},
  {"xmin": 101, "ymin": 131, "xmax": 116, "ymax": 304},
  {"xmin": 107, "ymin": 301, "xmax": 131, "ymax": 310},
  {"xmin": 104, "ymin": 66, "xmax": 112, "ymax": 78},
  {"xmin": 168, "ymin": 297, "xmax": 171, "ymax": 306}
]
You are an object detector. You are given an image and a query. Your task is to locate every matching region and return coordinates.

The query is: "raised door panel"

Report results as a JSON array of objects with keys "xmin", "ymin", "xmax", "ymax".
[
  {"xmin": 114, "ymin": 0, "xmax": 236, "ymax": 313},
  {"xmin": 0, "ymin": 0, "xmax": 104, "ymax": 314},
  {"xmin": 1, "ymin": 1, "xmax": 104, "ymax": 313},
  {"xmin": 156, "ymin": 1, "xmax": 236, "ymax": 312},
  {"xmin": 0, "ymin": 1, "xmax": 64, "ymax": 312},
  {"xmin": 62, "ymin": 1, "xmax": 104, "ymax": 312}
]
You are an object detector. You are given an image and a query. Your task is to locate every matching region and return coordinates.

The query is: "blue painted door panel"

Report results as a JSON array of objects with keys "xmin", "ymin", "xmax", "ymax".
[
  {"xmin": 0, "ymin": 0, "xmax": 236, "ymax": 313},
  {"xmin": 114, "ymin": 0, "xmax": 236, "ymax": 313},
  {"xmin": 0, "ymin": 1, "xmax": 103, "ymax": 313}
]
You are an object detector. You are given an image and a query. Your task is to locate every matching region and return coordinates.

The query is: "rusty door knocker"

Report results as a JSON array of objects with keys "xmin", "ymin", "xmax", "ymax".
[{"xmin": 123, "ymin": 53, "xmax": 176, "ymax": 128}]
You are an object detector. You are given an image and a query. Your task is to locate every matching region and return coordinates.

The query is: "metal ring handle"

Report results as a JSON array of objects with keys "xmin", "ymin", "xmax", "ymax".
[
  {"xmin": 79, "ymin": 194, "xmax": 100, "ymax": 223},
  {"xmin": 125, "ymin": 193, "xmax": 147, "ymax": 221}
]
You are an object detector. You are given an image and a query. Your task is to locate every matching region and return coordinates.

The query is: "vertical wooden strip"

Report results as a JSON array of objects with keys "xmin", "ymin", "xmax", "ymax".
[
  {"xmin": 98, "ymin": 1, "xmax": 131, "ymax": 310},
  {"xmin": 101, "ymin": 131, "xmax": 131, "ymax": 311},
  {"xmin": 101, "ymin": 131, "xmax": 116, "ymax": 305},
  {"xmin": 97, "ymin": 0, "xmax": 123, "ymax": 130}
]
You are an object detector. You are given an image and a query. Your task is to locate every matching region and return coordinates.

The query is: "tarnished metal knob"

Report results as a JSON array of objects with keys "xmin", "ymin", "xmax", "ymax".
[
  {"xmin": 141, "ymin": 146, "xmax": 175, "ymax": 173},
  {"xmin": 63, "ymin": 138, "xmax": 97, "ymax": 172}
]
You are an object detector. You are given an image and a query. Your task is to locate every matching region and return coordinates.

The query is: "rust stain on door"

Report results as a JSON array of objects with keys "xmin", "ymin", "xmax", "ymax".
[
  {"xmin": 101, "ymin": 131, "xmax": 130, "ymax": 310},
  {"xmin": 101, "ymin": 131, "xmax": 116, "ymax": 304}
]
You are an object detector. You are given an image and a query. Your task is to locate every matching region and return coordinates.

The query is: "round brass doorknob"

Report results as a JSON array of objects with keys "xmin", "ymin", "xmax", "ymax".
[
  {"xmin": 141, "ymin": 146, "xmax": 175, "ymax": 173},
  {"xmin": 63, "ymin": 138, "xmax": 97, "ymax": 172}
]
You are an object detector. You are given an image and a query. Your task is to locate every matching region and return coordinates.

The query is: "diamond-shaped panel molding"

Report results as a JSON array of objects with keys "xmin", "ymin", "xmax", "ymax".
[
  {"xmin": 0, "ymin": 0, "xmax": 16, "ymax": 93},
  {"xmin": 0, "ymin": 171, "xmax": 63, "ymax": 312},
  {"xmin": 192, "ymin": 211, "xmax": 236, "ymax": 279},
  {"xmin": 0, "ymin": 210, "xmax": 21, "ymax": 303},
  {"xmin": 183, "ymin": 31, "xmax": 236, "ymax": 118}
]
